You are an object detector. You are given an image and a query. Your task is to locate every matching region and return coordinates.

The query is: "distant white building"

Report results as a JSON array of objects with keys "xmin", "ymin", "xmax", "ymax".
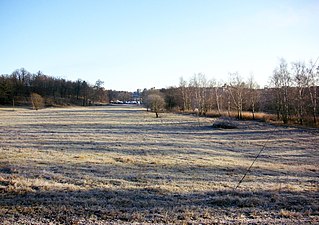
[{"xmin": 132, "ymin": 89, "xmax": 141, "ymax": 102}]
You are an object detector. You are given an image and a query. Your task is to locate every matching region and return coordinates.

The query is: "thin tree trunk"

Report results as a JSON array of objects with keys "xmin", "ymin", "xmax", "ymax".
[
  {"xmin": 251, "ymin": 100, "xmax": 255, "ymax": 120},
  {"xmin": 215, "ymin": 88, "xmax": 221, "ymax": 116},
  {"xmin": 227, "ymin": 99, "xmax": 231, "ymax": 117}
]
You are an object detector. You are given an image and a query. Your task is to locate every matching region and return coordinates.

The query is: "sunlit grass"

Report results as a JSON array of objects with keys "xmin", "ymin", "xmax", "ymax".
[{"xmin": 0, "ymin": 105, "xmax": 318, "ymax": 224}]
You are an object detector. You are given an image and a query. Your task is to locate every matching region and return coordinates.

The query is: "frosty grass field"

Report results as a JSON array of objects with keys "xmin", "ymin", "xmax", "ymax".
[{"xmin": 0, "ymin": 105, "xmax": 318, "ymax": 224}]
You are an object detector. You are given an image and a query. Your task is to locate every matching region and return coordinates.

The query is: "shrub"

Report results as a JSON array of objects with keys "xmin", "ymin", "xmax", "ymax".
[{"xmin": 31, "ymin": 93, "xmax": 45, "ymax": 110}]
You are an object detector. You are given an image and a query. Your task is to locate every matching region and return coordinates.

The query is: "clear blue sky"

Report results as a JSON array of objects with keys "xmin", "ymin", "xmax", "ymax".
[{"xmin": 1, "ymin": 0, "xmax": 318, "ymax": 91}]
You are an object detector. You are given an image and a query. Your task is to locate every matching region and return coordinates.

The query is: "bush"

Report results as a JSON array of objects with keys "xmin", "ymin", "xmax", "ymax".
[
  {"xmin": 31, "ymin": 93, "xmax": 44, "ymax": 110},
  {"xmin": 144, "ymin": 94, "xmax": 165, "ymax": 118}
]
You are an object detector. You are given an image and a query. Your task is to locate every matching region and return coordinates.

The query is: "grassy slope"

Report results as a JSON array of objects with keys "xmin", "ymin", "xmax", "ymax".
[{"xmin": 0, "ymin": 105, "xmax": 318, "ymax": 224}]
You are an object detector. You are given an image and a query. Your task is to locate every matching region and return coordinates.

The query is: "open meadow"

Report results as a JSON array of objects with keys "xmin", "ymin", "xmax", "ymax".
[{"xmin": 0, "ymin": 105, "xmax": 318, "ymax": 224}]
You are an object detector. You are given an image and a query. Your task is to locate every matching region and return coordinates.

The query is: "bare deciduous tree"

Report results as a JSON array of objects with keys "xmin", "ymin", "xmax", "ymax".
[
  {"xmin": 179, "ymin": 77, "xmax": 190, "ymax": 111},
  {"xmin": 271, "ymin": 59, "xmax": 292, "ymax": 124},
  {"xmin": 306, "ymin": 59, "xmax": 319, "ymax": 124},
  {"xmin": 228, "ymin": 72, "xmax": 246, "ymax": 119},
  {"xmin": 247, "ymin": 75, "xmax": 260, "ymax": 120},
  {"xmin": 145, "ymin": 94, "xmax": 165, "ymax": 118},
  {"xmin": 214, "ymin": 80, "xmax": 223, "ymax": 116},
  {"xmin": 292, "ymin": 61, "xmax": 307, "ymax": 124},
  {"xmin": 189, "ymin": 73, "xmax": 209, "ymax": 115}
]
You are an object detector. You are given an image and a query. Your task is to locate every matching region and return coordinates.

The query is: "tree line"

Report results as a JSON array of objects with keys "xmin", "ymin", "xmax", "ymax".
[
  {"xmin": 0, "ymin": 68, "xmax": 108, "ymax": 107},
  {"xmin": 143, "ymin": 58, "xmax": 319, "ymax": 126},
  {"xmin": 1, "ymin": 58, "xmax": 318, "ymax": 126}
]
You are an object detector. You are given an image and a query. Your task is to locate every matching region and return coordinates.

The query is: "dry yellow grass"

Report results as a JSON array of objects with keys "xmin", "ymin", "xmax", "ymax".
[
  {"xmin": 0, "ymin": 105, "xmax": 318, "ymax": 224},
  {"xmin": 204, "ymin": 110, "xmax": 275, "ymax": 122}
]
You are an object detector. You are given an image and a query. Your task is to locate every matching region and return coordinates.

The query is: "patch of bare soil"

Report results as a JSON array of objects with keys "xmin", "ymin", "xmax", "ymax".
[{"xmin": 0, "ymin": 106, "xmax": 318, "ymax": 224}]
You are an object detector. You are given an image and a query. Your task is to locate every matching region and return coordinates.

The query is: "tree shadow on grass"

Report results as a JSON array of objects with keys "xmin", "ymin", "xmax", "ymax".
[{"xmin": 0, "ymin": 185, "xmax": 318, "ymax": 224}]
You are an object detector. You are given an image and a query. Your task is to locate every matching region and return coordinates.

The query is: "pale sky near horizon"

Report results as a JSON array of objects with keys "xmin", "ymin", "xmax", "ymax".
[{"xmin": 1, "ymin": 0, "xmax": 318, "ymax": 91}]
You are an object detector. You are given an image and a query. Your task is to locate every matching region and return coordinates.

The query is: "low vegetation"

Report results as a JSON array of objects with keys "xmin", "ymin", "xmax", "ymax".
[
  {"xmin": 30, "ymin": 93, "xmax": 45, "ymax": 110},
  {"xmin": 0, "ymin": 105, "xmax": 318, "ymax": 224}
]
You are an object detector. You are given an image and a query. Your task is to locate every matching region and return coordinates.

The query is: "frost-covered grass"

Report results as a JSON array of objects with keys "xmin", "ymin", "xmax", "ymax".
[{"xmin": 0, "ymin": 105, "xmax": 318, "ymax": 224}]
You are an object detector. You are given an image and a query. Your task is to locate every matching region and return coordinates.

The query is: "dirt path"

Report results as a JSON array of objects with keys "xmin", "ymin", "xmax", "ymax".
[{"xmin": 0, "ymin": 105, "xmax": 318, "ymax": 224}]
